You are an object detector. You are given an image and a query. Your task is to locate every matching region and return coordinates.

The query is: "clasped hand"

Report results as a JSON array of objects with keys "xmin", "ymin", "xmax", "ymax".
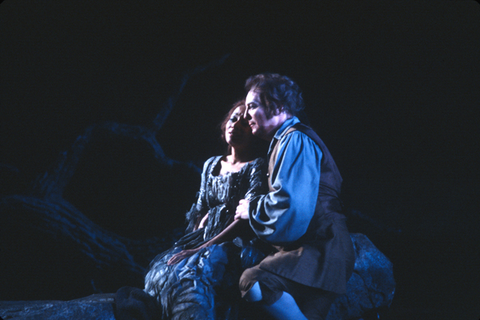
[{"xmin": 234, "ymin": 199, "xmax": 250, "ymax": 220}]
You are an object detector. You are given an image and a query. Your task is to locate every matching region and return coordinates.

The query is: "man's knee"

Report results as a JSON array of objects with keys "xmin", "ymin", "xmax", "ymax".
[
  {"xmin": 239, "ymin": 267, "xmax": 260, "ymax": 295},
  {"xmin": 243, "ymin": 282, "xmax": 263, "ymax": 302},
  {"xmin": 240, "ymin": 267, "xmax": 284, "ymax": 306},
  {"xmin": 240, "ymin": 267, "xmax": 271, "ymax": 303}
]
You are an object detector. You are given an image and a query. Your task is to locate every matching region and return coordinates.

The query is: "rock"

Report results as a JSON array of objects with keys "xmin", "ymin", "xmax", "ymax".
[
  {"xmin": 327, "ymin": 233, "xmax": 396, "ymax": 320},
  {"xmin": 0, "ymin": 294, "xmax": 115, "ymax": 320},
  {"xmin": 0, "ymin": 233, "xmax": 394, "ymax": 320},
  {"xmin": 0, "ymin": 194, "xmax": 184, "ymax": 300}
]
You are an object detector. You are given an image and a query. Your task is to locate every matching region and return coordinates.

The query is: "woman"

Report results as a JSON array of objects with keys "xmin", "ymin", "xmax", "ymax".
[{"xmin": 143, "ymin": 101, "xmax": 270, "ymax": 320}]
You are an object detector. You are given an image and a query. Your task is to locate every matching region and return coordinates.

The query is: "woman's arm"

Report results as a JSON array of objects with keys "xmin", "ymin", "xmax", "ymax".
[
  {"xmin": 186, "ymin": 157, "xmax": 218, "ymax": 233},
  {"xmin": 196, "ymin": 212, "xmax": 209, "ymax": 230},
  {"xmin": 167, "ymin": 218, "xmax": 250, "ymax": 265}
]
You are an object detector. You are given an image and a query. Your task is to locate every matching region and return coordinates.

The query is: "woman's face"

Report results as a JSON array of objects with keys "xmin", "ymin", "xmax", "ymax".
[{"xmin": 225, "ymin": 106, "xmax": 253, "ymax": 148}]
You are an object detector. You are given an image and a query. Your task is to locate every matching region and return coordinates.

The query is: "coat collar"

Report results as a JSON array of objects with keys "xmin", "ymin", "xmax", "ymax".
[
  {"xmin": 268, "ymin": 116, "xmax": 300, "ymax": 154},
  {"xmin": 273, "ymin": 116, "xmax": 300, "ymax": 140}
]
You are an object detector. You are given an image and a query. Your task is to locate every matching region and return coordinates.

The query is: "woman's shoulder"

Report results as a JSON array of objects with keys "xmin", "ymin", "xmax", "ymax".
[
  {"xmin": 202, "ymin": 155, "xmax": 266, "ymax": 176},
  {"xmin": 249, "ymin": 157, "xmax": 266, "ymax": 166},
  {"xmin": 202, "ymin": 155, "xmax": 223, "ymax": 174},
  {"xmin": 204, "ymin": 155, "xmax": 223, "ymax": 165},
  {"xmin": 245, "ymin": 157, "xmax": 267, "ymax": 172}
]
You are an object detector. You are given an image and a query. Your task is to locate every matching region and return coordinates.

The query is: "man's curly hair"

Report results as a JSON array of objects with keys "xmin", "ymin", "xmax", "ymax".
[{"xmin": 245, "ymin": 73, "xmax": 305, "ymax": 118}]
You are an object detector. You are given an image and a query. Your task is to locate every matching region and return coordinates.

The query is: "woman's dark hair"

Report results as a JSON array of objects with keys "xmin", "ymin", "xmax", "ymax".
[
  {"xmin": 219, "ymin": 100, "xmax": 269, "ymax": 157},
  {"xmin": 245, "ymin": 73, "xmax": 305, "ymax": 118}
]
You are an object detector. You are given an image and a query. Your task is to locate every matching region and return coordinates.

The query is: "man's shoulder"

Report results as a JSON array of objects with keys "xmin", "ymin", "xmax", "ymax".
[
  {"xmin": 282, "ymin": 122, "xmax": 325, "ymax": 151},
  {"xmin": 285, "ymin": 122, "xmax": 318, "ymax": 139},
  {"xmin": 291, "ymin": 122, "xmax": 311, "ymax": 132}
]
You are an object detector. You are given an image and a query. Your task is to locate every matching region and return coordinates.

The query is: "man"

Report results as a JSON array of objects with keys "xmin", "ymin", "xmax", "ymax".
[{"xmin": 235, "ymin": 73, "xmax": 355, "ymax": 320}]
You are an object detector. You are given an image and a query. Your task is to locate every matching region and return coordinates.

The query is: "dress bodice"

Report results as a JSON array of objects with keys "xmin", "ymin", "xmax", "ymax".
[
  {"xmin": 207, "ymin": 171, "xmax": 236, "ymax": 208},
  {"xmin": 201, "ymin": 156, "xmax": 266, "ymax": 242}
]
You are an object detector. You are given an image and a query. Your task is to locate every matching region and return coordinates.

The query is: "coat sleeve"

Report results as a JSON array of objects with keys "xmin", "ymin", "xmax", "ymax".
[{"xmin": 248, "ymin": 132, "xmax": 322, "ymax": 244}]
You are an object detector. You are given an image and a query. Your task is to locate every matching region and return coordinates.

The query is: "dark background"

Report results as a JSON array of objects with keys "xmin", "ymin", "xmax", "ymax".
[{"xmin": 1, "ymin": 1, "xmax": 479, "ymax": 319}]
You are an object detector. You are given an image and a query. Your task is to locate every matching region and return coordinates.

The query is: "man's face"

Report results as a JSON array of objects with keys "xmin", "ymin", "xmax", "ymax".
[{"xmin": 245, "ymin": 90, "xmax": 283, "ymax": 141}]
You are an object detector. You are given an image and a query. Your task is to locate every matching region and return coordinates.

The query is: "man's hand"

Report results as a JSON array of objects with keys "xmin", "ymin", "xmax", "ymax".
[{"xmin": 235, "ymin": 199, "xmax": 250, "ymax": 220}]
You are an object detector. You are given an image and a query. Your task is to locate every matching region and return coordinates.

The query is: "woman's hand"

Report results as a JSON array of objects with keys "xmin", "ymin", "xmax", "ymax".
[
  {"xmin": 167, "ymin": 248, "xmax": 201, "ymax": 265},
  {"xmin": 235, "ymin": 199, "xmax": 250, "ymax": 220}
]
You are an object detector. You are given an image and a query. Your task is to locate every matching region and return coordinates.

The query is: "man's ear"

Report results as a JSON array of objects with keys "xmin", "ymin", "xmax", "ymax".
[{"xmin": 272, "ymin": 104, "xmax": 284, "ymax": 116}]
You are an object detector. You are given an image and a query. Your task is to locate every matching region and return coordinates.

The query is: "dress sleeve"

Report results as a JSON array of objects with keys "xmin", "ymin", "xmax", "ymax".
[
  {"xmin": 244, "ymin": 158, "xmax": 269, "ymax": 201},
  {"xmin": 248, "ymin": 132, "xmax": 322, "ymax": 244},
  {"xmin": 185, "ymin": 157, "xmax": 215, "ymax": 233}
]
